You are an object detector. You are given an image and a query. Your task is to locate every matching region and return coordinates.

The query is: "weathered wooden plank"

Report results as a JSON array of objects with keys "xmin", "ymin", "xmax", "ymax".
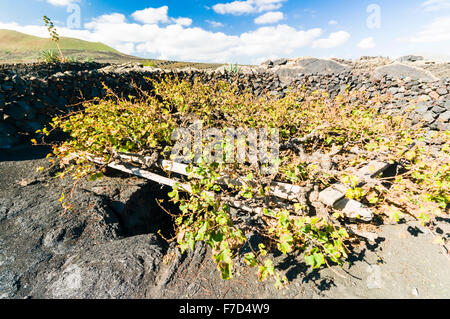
[
  {"xmin": 86, "ymin": 152, "xmax": 391, "ymax": 221},
  {"xmin": 316, "ymin": 161, "xmax": 392, "ymax": 221},
  {"xmin": 116, "ymin": 152, "xmax": 307, "ymax": 201}
]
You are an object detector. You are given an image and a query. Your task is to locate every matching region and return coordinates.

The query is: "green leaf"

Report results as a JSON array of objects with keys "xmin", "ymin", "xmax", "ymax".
[
  {"xmin": 219, "ymin": 262, "xmax": 233, "ymax": 280},
  {"xmin": 305, "ymin": 252, "xmax": 325, "ymax": 269},
  {"xmin": 243, "ymin": 253, "xmax": 257, "ymax": 267}
]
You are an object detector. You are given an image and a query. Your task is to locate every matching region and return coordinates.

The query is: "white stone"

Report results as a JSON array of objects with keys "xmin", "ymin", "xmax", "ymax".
[
  {"xmin": 334, "ymin": 198, "xmax": 373, "ymax": 221},
  {"xmin": 318, "ymin": 187, "xmax": 345, "ymax": 206}
]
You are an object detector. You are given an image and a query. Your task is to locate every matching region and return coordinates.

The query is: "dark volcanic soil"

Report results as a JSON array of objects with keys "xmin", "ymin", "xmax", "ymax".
[{"xmin": 0, "ymin": 146, "xmax": 449, "ymax": 299}]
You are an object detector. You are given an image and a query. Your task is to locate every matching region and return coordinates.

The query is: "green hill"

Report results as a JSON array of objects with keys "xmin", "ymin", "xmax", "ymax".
[{"xmin": 0, "ymin": 29, "xmax": 221, "ymax": 69}]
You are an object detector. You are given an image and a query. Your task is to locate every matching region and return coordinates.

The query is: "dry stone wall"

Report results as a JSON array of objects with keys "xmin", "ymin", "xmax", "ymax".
[{"xmin": 0, "ymin": 62, "xmax": 449, "ymax": 149}]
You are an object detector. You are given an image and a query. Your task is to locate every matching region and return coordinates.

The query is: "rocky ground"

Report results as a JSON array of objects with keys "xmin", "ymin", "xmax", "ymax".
[{"xmin": 1, "ymin": 145, "xmax": 449, "ymax": 299}]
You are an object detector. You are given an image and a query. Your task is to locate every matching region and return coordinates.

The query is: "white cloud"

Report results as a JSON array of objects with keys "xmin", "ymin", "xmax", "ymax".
[
  {"xmin": 116, "ymin": 42, "xmax": 135, "ymax": 55},
  {"xmin": 254, "ymin": 11, "xmax": 284, "ymax": 24},
  {"xmin": 213, "ymin": 1, "xmax": 255, "ymax": 15},
  {"xmin": 206, "ymin": 20, "xmax": 225, "ymax": 27},
  {"xmin": 131, "ymin": 24, "xmax": 322, "ymax": 63},
  {"xmin": 234, "ymin": 25, "xmax": 322, "ymax": 58},
  {"xmin": 0, "ymin": 21, "xmax": 95, "ymax": 41},
  {"xmin": 406, "ymin": 16, "xmax": 450, "ymax": 42},
  {"xmin": 87, "ymin": 13, "xmax": 126, "ymax": 25},
  {"xmin": 47, "ymin": 0, "xmax": 80, "ymax": 6},
  {"xmin": 131, "ymin": 6, "xmax": 170, "ymax": 24},
  {"xmin": 312, "ymin": 31, "xmax": 350, "ymax": 49},
  {"xmin": 0, "ymin": 22, "xmax": 48, "ymax": 38},
  {"xmin": 254, "ymin": 0, "xmax": 285, "ymax": 12},
  {"xmin": 131, "ymin": 7, "xmax": 191, "ymax": 27},
  {"xmin": 328, "ymin": 20, "xmax": 338, "ymax": 25},
  {"xmin": 213, "ymin": 0, "xmax": 285, "ymax": 15},
  {"xmin": 0, "ymin": 7, "xmax": 355, "ymax": 64},
  {"xmin": 357, "ymin": 37, "xmax": 376, "ymax": 49},
  {"xmin": 172, "ymin": 17, "xmax": 193, "ymax": 26},
  {"xmin": 421, "ymin": 0, "xmax": 450, "ymax": 11}
]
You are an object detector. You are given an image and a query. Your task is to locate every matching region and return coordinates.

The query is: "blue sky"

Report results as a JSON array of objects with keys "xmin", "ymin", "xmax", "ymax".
[{"xmin": 0, "ymin": 0, "xmax": 449, "ymax": 64}]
